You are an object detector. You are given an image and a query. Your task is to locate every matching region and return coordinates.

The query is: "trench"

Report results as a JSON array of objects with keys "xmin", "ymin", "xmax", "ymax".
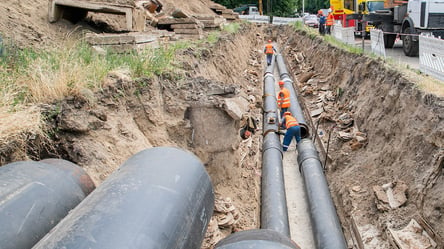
[{"xmin": 1, "ymin": 23, "xmax": 443, "ymax": 249}]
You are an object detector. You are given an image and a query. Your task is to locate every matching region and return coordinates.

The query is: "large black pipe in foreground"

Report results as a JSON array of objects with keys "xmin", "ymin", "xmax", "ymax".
[
  {"xmin": 275, "ymin": 54, "xmax": 309, "ymax": 138},
  {"xmin": 262, "ymin": 60, "xmax": 290, "ymax": 236},
  {"xmin": 33, "ymin": 147, "xmax": 214, "ymax": 249},
  {"xmin": 0, "ymin": 160, "xmax": 95, "ymax": 249},
  {"xmin": 262, "ymin": 133, "xmax": 290, "ymax": 236},
  {"xmin": 297, "ymin": 139, "xmax": 347, "ymax": 249},
  {"xmin": 214, "ymin": 229, "xmax": 300, "ymax": 249}
]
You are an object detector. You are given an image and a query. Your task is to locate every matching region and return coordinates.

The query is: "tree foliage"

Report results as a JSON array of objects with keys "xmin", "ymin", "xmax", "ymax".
[{"xmin": 213, "ymin": 0, "xmax": 330, "ymax": 15}]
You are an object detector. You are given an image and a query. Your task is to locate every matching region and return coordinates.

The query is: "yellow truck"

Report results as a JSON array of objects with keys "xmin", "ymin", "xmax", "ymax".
[{"xmin": 330, "ymin": 0, "xmax": 385, "ymax": 36}]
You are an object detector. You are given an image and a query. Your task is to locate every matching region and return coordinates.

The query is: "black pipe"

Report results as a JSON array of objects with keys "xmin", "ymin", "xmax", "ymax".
[
  {"xmin": 275, "ymin": 54, "xmax": 309, "ymax": 138},
  {"xmin": 261, "ymin": 58, "xmax": 290, "ymax": 236},
  {"xmin": 263, "ymin": 72, "xmax": 279, "ymax": 136},
  {"xmin": 265, "ymin": 54, "xmax": 276, "ymax": 74},
  {"xmin": 214, "ymin": 229, "xmax": 300, "ymax": 249},
  {"xmin": 0, "ymin": 160, "xmax": 95, "ymax": 249},
  {"xmin": 33, "ymin": 147, "xmax": 214, "ymax": 249},
  {"xmin": 297, "ymin": 138, "xmax": 347, "ymax": 249},
  {"xmin": 261, "ymin": 133, "xmax": 290, "ymax": 236}
]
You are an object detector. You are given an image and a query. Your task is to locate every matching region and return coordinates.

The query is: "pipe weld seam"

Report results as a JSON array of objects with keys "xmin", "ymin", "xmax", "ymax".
[
  {"xmin": 298, "ymin": 155, "xmax": 321, "ymax": 172},
  {"xmin": 262, "ymin": 129, "xmax": 278, "ymax": 137},
  {"xmin": 263, "ymin": 145, "xmax": 283, "ymax": 157},
  {"xmin": 264, "ymin": 72, "xmax": 274, "ymax": 78}
]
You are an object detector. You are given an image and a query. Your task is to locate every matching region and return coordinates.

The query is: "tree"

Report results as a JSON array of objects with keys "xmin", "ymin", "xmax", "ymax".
[
  {"xmin": 213, "ymin": 0, "xmax": 329, "ymax": 16},
  {"xmin": 213, "ymin": 0, "xmax": 257, "ymax": 9},
  {"xmin": 264, "ymin": 0, "xmax": 296, "ymax": 17}
]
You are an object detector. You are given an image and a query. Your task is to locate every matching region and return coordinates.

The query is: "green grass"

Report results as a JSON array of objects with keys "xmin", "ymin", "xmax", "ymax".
[
  {"xmin": 0, "ymin": 39, "xmax": 188, "ymax": 108},
  {"xmin": 206, "ymin": 31, "xmax": 220, "ymax": 44},
  {"xmin": 323, "ymin": 35, "xmax": 363, "ymax": 54},
  {"xmin": 203, "ymin": 23, "xmax": 241, "ymax": 45},
  {"xmin": 222, "ymin": 23, "xmax": 241, "ymax": 34},
  {"xmin": 291, "ymin": 21, "xmax": 363, "ymax": 55}
]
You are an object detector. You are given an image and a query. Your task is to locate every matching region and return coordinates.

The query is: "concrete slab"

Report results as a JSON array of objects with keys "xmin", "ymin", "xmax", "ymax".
[
  {"xmin": 223, "ymin": 97, "xmax": 249, "ymax": 121},
  {"xmin": 85, "ymin": 32, "xmax": 157, "ymax": 45},
  {"xmin": 48, "ymin": 0, "xmax": 145, "ymax": 31}
]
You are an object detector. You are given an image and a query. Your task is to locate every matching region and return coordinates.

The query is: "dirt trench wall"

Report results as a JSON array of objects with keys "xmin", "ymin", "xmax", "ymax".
[
  {"xmin": 279, "ymin": 27, "xmax": 444, "ymax": 245},
  {"xmin": 3, "ymin": 24, "xmax": 264, "ymax": 248}
]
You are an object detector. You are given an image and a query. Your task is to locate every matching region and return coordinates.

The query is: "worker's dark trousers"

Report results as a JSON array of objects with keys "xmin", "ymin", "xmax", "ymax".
[
  {"xmin": 266, "ymin": 54, "xmax": 273, "ymax": 65},
  {"xmin": 326, "ymin": 25, "xmax": 331, "ymax": 35},
  {"xmin": 282, "ymin": 125, "xmax": 301, "ymax": 151},
  {"xmin": 280, "ymin": 107, "xmax": 288, "ymax": 120},
  {"xmin": 319, "ymin": 24, "xmax": 325, "ymax": 35}
]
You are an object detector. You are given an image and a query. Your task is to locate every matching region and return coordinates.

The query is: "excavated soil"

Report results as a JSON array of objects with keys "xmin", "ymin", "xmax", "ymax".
[
  {"xmin": 1, "ymin": 0, "xmax": 444, "ymax": 248},
  {"xmin": 277, "ymin": 26, "xmax": 444, "ymax": 248}
]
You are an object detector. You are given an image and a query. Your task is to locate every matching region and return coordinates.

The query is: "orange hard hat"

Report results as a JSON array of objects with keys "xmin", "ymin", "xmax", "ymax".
[
  {"xmin": 278, "ymin": 81, "xmax": 285, "ymax": 86},
  {"xmin": 284, "ymin": 111, "xmax": 292, "ymax": 116}
]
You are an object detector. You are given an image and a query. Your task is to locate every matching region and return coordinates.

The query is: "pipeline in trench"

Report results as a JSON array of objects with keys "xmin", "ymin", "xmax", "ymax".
[{"xmin": 215, "ymin": 49, "xmax": 348, "ymax": 248}]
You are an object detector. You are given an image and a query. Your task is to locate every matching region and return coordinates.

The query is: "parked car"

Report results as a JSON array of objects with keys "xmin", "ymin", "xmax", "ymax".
[{"xmin": 303, "ymin": 14, "xmax": 319, "ymax": 28}]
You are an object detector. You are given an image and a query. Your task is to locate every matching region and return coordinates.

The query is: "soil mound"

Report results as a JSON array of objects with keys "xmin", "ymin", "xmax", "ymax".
[{"xmin": 279, "ymin": 26, "xmax": 444, "ymax": 247}]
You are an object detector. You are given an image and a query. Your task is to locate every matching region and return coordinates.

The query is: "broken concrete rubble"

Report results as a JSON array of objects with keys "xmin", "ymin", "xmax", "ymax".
[
  {"xmin": 373, "ymin": 181, "xmax": 408, "ymax": 211},
  {"xmin": 388, "ymin": 219, "xmax": 437, "ymax": 249},
  {"xmin": 222, "ymin": 97, "xmax": 250, "ymax": 121}
]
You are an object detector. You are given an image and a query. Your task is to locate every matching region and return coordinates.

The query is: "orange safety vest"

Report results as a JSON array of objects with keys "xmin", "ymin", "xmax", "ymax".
[
  {"xmin": 277, "ymin": 88, "xmax": 291, "ymax": 108},
  {"xmin": 265, "ymin": 43, "xmax": 274, "ymax": 54},
  {"xmin": 326, "ymin": 13, "xmax": 334, "ymax": 26},
  {"xmin": 285, "ymin": 115, "xmax": 299, "ymax": 129}
]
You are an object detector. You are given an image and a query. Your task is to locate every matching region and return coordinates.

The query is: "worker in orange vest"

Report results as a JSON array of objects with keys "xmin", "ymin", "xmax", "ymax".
[
  {"xmin": 264, "ymin": 40, "xmax": 277, "ymax": 66},
  {"xmin": 277, "ymin": 81, "xmax": 291, "ymax": 119},
  {"xmin": 326, "ymin": 8, "xmax": 334, "ymax": 35},
  {"xmin": 318, "ymin": 10, "xmax": 326, "ymax": 35},
  {"xmin": 280, "ymin": 111, "xmax": 301, "ymax": 152}
]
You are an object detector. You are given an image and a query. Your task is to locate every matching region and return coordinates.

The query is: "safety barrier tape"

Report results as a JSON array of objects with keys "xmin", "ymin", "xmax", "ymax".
[{"xmin": 376, "ymin": 30, "xmax": 421, "ymax": 37}]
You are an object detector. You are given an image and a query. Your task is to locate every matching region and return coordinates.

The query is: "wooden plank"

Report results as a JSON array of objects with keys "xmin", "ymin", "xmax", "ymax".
[
  {"xmin": 157, "ymin": 17, "xmax": 197, "ymax": 25},
  {"xmin": 85, "ymin": 33, "xmax": 156, "ymax": 45},
  {"xmin": 171, "ymin": 23, "xmax": 200, "ymax": 29},
  {"xmin": 92, "ymin": 42, "xmax": 159, "ymax": 54},
  {"xmin": 177, "ymin": 34, "xmax": 204, "ymax": 40},
  {"xmin": 52, "ymin": 0, "xmax": 135, "ymax": 30},
  {"xmin": 174, "ymin": 28, "xmax": 202, "ymax": 35},
  {"xmin": 194, "ymin": 15, "xmax": 216, "ymax": 20},
  {"xmin": 54, "ymin": 0, "xmax": 132, "ymax": 13}
]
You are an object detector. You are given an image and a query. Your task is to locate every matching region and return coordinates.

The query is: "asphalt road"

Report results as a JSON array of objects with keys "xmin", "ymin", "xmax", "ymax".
[{"xmin": 355, "ymin": 37, "xmax": 420, "ymax": 70}]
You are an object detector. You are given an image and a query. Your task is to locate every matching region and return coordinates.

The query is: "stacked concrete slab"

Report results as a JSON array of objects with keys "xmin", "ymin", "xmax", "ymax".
[
  {"xmin": 85, "ymin": 31, "xmax": 173, "ymax": 53},
  {"xmin": 194, "ymin": 15, "xmax": 226, "ymax": 30},
  {"xmin": 209, "ymin": 3, "xmax": 238, "ymax": 20},
  {"xmin": 157, "ymin": 17, "xmax": 204, "ymax": 39},
  {"xmin": 48, "ymin": 0, "xmax": 146, "ymax": 31}
]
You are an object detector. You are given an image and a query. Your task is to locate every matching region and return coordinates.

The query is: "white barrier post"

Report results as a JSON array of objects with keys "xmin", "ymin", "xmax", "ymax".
[
  {"xmin": 419, "ymin": 35, "xmax": 444, "ymax": 82},
  {"xmin": 370, "ymin": 29, "xmax": 386, "ymax": 58}
]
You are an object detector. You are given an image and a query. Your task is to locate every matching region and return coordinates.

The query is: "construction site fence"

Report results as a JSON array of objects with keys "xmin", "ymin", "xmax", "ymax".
[
  {"xmin": 239, "ymin": 14, "xmax": 270, "ymax": 24},
  {"xmin": 419, "ymin": 35, "xmax": 444, "ymax": 82},
  {"xmin": 370, "ymin": 29, "xmax": 386, "ymax": 58},
  {"xmin": 272, "ymin": 17, "xmax": 301, "ymax": 25},
  {"xmin": 239, "ymin": 15, "xmax": 302, "ymax": 25},
  {"xmin": 369, "ymin": 30, "xmax": 444, "ymax": 82},
  {"xmin": 332, "ymin": 24, "xmax": 355, "ymax": 45}
]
